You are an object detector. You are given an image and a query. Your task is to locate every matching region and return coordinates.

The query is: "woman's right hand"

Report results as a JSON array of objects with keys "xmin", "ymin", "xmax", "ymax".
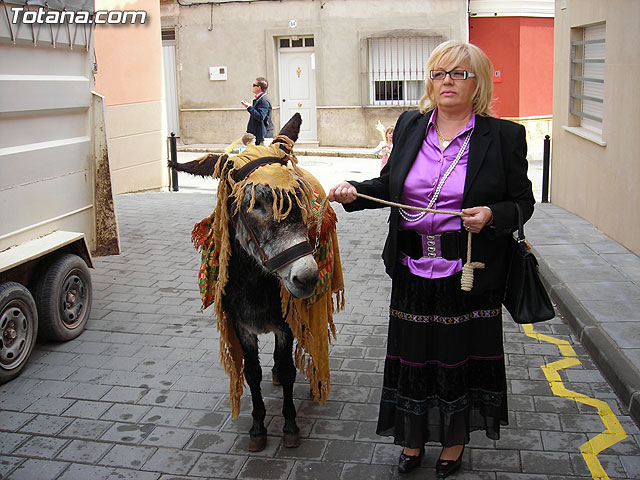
[{"xmin": 328, "ymin": 182, "xmax": 357, "ymax": 204}]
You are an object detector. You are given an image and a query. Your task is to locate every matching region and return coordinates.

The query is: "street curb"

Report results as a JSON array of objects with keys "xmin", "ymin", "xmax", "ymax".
[
  {"xmin": 177, "ymin": 146, "xmax": 378, "ymax": 159},
  {"xmin": 535, "ymin": 250, "xmax": 640, "ymax": 425}
]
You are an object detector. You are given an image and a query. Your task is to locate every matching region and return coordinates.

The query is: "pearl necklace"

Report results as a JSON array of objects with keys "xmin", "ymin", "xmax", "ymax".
[{"xmin": 399, "ymin": 130, "xmax": 472, "ymax": 222}]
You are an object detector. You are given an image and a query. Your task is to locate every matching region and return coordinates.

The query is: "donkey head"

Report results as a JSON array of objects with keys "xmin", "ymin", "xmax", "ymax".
[
  {"xmin": 231, "ymin": 182, "xmax": 319, "ymax": 298},
  {"xmin": 178, "ymin": 114, "xmax": 319, "ymax": 299}
]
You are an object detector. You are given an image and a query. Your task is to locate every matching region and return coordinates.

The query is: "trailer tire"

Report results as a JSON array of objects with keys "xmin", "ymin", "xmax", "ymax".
[
  {"xmin": 35, "ymin": 254, "xmax": 92, "ymax": 341},
  {"xmin": 0, "ymin": 282, "xmax": 38, "ymax": 384}
]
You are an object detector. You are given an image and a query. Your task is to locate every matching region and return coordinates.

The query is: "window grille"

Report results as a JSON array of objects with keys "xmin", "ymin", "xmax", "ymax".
[
  {"xmin": 570, "ymin": 23, "xmax": 605, "ymax": 135},
  {"xmin": 367, "ymin": 36, "xmax": 441, "ymax": 106}
]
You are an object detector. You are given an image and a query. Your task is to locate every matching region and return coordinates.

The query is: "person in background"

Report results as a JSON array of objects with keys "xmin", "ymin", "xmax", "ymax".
[
  {"xmin": 328, "ymin": 40, "xmax": 534, "ymax": 478},
  {"xmin": 237, "ymin": 132, "xmax": 256, "ymax": 154},
  {"xmin": 241, "ymin": 77, "xmax": 272, "ymax": 145},
  {"xmin": 373, "ymin": 126, "xmax": 394, "ymax": 171}
]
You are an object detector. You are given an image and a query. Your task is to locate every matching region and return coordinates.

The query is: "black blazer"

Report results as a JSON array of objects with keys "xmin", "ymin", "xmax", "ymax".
[
  {"xmin": 345, "ymin": 110, "xmax": 535, "ymax": 293},
  {"xmin": 246, "ymin": 94, "xmax": 272, "ymax": 144}
]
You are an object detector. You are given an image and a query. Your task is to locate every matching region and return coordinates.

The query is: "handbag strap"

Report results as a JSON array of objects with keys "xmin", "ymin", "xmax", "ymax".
[{"xmin": 514, "ymin": 203, "xmax": 526, "ymax": 243}]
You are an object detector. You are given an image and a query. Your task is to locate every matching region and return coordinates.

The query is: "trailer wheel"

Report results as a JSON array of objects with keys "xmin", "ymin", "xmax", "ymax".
[
  {"xmin": 0, "ymin": 282, "xmax": 38, "ymax": 384},
  {"xmin": 35, "ymin": 254, "xmax": 92, "ymax": 341}
]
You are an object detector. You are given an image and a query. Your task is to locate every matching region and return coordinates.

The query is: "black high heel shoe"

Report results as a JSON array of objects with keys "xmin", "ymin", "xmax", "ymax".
[
  {"xmin": 436, "ymin": 445, "xmax": 464, "ymax": 478},
  {"xmin": 398, "ymin": 447, "xmax": 425, "ymax": 474}
]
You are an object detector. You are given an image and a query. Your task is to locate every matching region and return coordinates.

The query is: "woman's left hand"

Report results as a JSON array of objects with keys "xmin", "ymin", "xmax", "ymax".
[{"xmin": 461, "ymin": 206, "xmax": 493, "ymax": 233}]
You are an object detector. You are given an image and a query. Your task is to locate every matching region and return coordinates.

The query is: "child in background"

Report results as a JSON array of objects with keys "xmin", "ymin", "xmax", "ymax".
[
  {"xmin": 373, "ymin": 126, "xmax": 394, "ymax": 171},
  {"xmin": 238, "ymin": 132, "xmax": 256, "ymax": 153}
]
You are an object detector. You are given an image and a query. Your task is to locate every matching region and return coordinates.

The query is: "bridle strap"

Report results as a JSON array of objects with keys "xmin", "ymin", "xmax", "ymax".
[
  {"xmin": 238, "ymin": 206, "xmax": 268, "ymax": 263},
  {"xmin": 231, "ymin": 156, "xmax": 287, "ymax": 182},
  {"xmin": 264, "ymin": 241, "xmax": 313, "ymax": 273}
]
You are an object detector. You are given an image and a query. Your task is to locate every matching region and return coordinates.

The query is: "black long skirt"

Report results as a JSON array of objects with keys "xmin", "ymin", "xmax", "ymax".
[{"xmin": 376, "ymin": 265, "xmax": 508, "ymax": 448}]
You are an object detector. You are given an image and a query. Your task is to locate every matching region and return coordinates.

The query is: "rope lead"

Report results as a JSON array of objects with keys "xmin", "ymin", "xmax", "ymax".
[{"xmin": 352, "ymin": 193, "xmax": 483, "ymax": 292}]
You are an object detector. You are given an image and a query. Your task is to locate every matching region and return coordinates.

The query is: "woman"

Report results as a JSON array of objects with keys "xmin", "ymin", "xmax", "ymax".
[{"xmin": 328, "ymin": 40, "xmax": 534, "ymax": 478}]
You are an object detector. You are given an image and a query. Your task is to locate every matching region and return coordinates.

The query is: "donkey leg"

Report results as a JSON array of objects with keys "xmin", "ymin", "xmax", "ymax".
[
  {"xmin": 274, "ymin": 328, "xmax": 300, "ymax": 448},
  {"xmin": 236, "ymin": 331, "xmax": 268, "ymax": 452}
]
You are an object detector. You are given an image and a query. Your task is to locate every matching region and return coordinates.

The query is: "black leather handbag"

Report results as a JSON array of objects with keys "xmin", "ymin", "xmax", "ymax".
[{"xmin": 503, "ymin": 204, "xmax": 555, "ymax": 324}]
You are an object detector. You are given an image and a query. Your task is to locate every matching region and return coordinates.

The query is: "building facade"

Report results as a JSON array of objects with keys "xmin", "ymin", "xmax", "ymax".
[
  {"xmin": 469, "ymin": 0, "xmax": 554, "ymax": 159},
  {"xmin": 94, "ymin": 0, "xmax": 168, "ymax": 194},
  {"xmin": 552, "ymin": 0, "xmax": 639, "ymax": 255},
  {"xmin": 160, "ymin": 0, "xmax": 469, "ymax": 147}
]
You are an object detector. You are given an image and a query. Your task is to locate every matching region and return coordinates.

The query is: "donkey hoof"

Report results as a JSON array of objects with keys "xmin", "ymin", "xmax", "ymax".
[
  {"xmin": 271, "ymin": 371, "xmax": 281, "ymax": 386},
  {"xmin": 248, "ymin": 434, "xmax": 267, "ymax": 452},
  {"xmin": 283, "ymin": 431, "xmax": 300, "ymax": 448}
]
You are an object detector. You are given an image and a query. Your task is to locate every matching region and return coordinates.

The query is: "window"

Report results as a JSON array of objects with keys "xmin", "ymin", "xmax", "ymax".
[
  {"xmin": 367, "ymin": 36, "xmax": 441, "ymax": 106},
  {"xmin": 279, "ymin": 37, "xmax": 314, "ymax": 49},
  {"xmin": 570, "ymin": 23, "xmax": 605, "ymax": 137}
]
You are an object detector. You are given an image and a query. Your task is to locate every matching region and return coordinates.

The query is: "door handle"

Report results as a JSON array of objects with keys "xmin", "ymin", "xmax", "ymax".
[{"xmin": 298, "ymin": 103, "xmax": 302, "ymax": 107}]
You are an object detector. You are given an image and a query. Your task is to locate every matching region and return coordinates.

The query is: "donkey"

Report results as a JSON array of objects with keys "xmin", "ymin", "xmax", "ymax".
[{"xmin": 170, "ymin": 114, "xmax": 343, "ymax": 452}]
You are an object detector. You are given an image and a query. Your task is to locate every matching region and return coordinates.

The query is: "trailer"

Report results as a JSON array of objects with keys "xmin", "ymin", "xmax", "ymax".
[{"xmin": 0, "ymin": 0, "xmax": 119, "ymax": 384}]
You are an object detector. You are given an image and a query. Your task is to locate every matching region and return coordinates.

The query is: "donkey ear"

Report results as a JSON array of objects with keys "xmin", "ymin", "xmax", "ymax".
[
  {"xmin": 168, "ymin": 153, "xmax": 220, "ymax": 177},
  {"xmin": 275, "ymin": 113, "xmax": 302, "ymax": 143}
]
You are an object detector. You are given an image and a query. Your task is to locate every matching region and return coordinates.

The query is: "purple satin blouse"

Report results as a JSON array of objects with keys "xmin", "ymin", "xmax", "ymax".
[{"xmin": 398, "ymin": 109, "xmax": 475, "ymax": 279}]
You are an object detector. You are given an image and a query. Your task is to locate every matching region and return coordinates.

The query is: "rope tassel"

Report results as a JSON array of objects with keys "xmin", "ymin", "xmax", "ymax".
[{"xmin": 460, "ymin": 230, "xmax": 484, "ymax": 291}]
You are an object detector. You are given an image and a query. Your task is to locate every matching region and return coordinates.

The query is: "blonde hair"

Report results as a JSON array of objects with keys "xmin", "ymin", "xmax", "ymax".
[{"xmin": 419, "ymin": 40, "xmax": 495, "ymax": 117}]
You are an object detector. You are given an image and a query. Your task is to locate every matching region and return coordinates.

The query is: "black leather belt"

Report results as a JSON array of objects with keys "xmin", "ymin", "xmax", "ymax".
[{"xmin": 398, "ymin": 230, "xmax": 463, "ymax": 261}]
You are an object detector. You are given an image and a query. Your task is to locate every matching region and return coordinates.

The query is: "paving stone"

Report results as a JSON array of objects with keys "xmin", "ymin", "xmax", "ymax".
[
  {"xmin": 57, "ymin": 464, "xmax": 113, "ymax": 480},
  {"xmin": 24, "ymin": 397, "xmax": 75, "ymax": 416},
  {"xmin": 540, "ymin": 431, "xmax": 589, "ymax": 452},
  {"xmin": 495, "ymin": 428, "xmax": 543, "ymax": 451},
  {"xmin": 187, "ymin": 452, "xmax": 246, "ymax": 478},
  {"xmin": 0, "ymin": 455, "xmax": 24, "ymax": 478},
  {"xmin": 296, "ymin": 400, "xmax": 343, "ymax": 419},
  {"xmin": 340, "ymin": 402, "xmax": 379, "ymax": 421},
  {"xmin": 63, "ymin": 399, "xmax": 112, "ymax": 419},
  {"xmin": 354, "ymin": 421, "xmax": 392, "ymax": 443},
  {"xmin": 0, "ymin": 410, "xmax": 34, "ymax": 431},
  {"xmin": 56, "ymin": 439, "xmax": 112, "ymax": 463},
  {"xmin": 267, "ymin": 415, "xmax": 314, "ymax": 440},
  {"xmin": 288, "ymin": 460, "xmax": 343, "ymax": 480},
  {"xmin": 141, "ymin": 426, "xmax": 196, "ymax": 449},
  {"xmin": 141, "ymin": 447, "xmax": 201, "ymax": 475},
  {"xmin": 99, "ymin": 443, "xmax": 157, "ymax": 469},
  {"xmin": 6, "ymin": 458, "xmax": 69, "ymax": 480},
  {"xmin": 64, "ymin": 383, "xmax": 112, "ymax": 400},
  {"xmin": 323, "ymin": 439, "xmax": 374, "ymax": 463},
  {"xmin": 310, "ymin": 419, "xmax": 359, "ymax": 440},
  {"xmin": 180, "ymin": 410, "xmax": 228, "ymax": 430},
  {"xmin": 236, "ymin": 456, "xmax": 294, "ymax": 479},
  {"xmin": 19, "ymin": 414, "xmax": 73, "ymax": 435},
  {"xmin": 559, "ymin": 413, "xmax": 611, "ymax": 432},
  {"xmin": 60, "ymin": 418, "xmax": 113, "ymax": 440},
  {"xmin": 471, "ymin": 447, "xmax": 520, "ymax": 473},
  {"xmin": 185, "ymin": 431, "xmax": 237, "ymax": 453},
  {"xmin": 13, "ymin": 435, "xmax": 69, "ymax": 459},
  {"xmin": 272, "ymin": 438, "xmax": 327, "ymax": 461},
  {"xmin": 569, "ymin": 452, "xmax": 627, "ymax": 478},
  {"xmin": 100, "ymin": 422, "xmax": 155, "ymax": 444},
  {"xmin": 515, "ymin": 411, "xmax": 562, "ymax": 431},
  {"xmin": 340, "ymin": 462, "xmax": 395, "ymax": 480},
  {"xmin": 141, "ymin": 406, "xmax": 190, "ymax": 427},
  {"xmin": 101, "ymin": 385, "xmax": 148, "ymax": 404},
  {"xmin": 521, "ymin": 450, "xmax": 573, "ymax": 475},
  {"xmin": 101, "ymin": 403, "xmax": 150, "ymax": 423}
]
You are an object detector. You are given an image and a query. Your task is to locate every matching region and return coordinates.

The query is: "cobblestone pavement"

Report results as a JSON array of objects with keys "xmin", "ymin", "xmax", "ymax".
[{"xmin": 1, "ymin": 164, "xmax": 639, "ymax": 479}]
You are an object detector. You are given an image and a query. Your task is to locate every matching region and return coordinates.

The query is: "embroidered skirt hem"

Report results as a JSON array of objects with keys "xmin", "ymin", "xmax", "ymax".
[{"xmin": 376, "ymin": 265, "xmax": 508, "ymax": 448}]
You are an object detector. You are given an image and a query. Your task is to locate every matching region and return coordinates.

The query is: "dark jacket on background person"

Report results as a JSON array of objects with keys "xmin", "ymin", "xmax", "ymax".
[
  {"xmin": 262, "ymin": 94, "xmax": 274, "ymax": 138},
  {"xmin": 344, "ymin": 110, "xmax": 535, "ymax": 293},
  {"xmin": 246, "ymin": 94, "xmax": 271, "ymax": 144}
]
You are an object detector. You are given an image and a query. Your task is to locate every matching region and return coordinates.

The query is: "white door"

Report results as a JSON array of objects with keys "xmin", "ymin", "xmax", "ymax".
[
  {"xmin": 162, "ymin": 40, "xmax": 180, "ymax": 137},
  {"xmin": 279, "ymin": 50, "xmax": 317, "ymax": 142}
]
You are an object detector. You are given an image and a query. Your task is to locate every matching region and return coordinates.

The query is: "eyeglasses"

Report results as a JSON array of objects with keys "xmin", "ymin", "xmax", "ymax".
[
  {"xmin": 252, "ymin": 83, "xmax": 260, "ymax": 87},
  {"xmin": 430, "ymin": 69, "xmax": 475, "ymax": 81}
]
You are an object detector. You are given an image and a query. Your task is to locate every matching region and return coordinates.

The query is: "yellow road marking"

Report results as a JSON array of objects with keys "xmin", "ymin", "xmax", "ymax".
[{"xmin": 522, "ymin": 324, "xmax": 627, "ymax": 480}]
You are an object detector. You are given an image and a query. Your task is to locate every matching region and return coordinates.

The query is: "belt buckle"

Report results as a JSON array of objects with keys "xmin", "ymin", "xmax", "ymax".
[{"xmin": 421, "ymin": 234, "xmax": 442, "ymax": 258}]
